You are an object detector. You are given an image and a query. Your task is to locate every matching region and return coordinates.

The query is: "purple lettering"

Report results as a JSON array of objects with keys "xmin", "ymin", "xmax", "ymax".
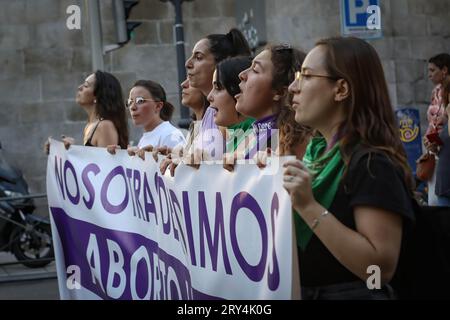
[
  {"xmin": 198, "ymin": 192, "xmax": 232, "ymax": 275},
  {"xmin": 170, "ymin": 190, "xmax": 190, "ymax": 252},
  {"xmin": 182, "ymin": 192, "xmax": 197, "ymax": 266},
  {"xmin": 143, "ymin": 172, "xmax": 156, "ymax": 223},
  {"xmin": 64, "ymin": 160, "xmax": 80, "ymax": 205},
  {"xmin": 54, "ymin": 156, "xmax": 65, "ymax": 200},
  {"xmin": 230, "ymin": 192, "xmax": 267, "ymax": 282},
  {"xmin": 126, "ymin": 169, "xmax": 137, "ymax": 218},
  {"xmin": 100, "ymin": 166, "xmax": 129, "ymax": 214},
  {"xmin": 82, "ymin": 163, "xmax": 100, "ymax": 209},
  {"xmin": 168, "ymin": 190, "xmax": 180, "ymax": 241},
  {"xmin": 155, "ymin": 173, "xmax": 171, "ymax": 235},
  {"xmin": 267, "ymin": 193, "xmax": 280, "ymax": 290},
  {"xmin": 133, "ymin": 170, "xmax": 145, "ymax": 221}
]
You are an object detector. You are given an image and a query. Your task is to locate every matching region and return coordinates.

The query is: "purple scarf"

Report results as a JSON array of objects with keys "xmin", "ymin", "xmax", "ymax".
[{"xmin": 245, "ymin": 114, "xmax": 279, "ymax": 159}]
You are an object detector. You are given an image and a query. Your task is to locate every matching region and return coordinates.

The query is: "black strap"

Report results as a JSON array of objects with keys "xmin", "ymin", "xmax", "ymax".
[{"xmin": 85, "ymin": 119, "xmax": 103, "ymax": 146}]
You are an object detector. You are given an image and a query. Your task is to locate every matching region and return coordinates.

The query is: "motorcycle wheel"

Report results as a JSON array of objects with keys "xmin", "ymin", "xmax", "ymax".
[{"xmin": 10, "ymin": 223, "xmax": 54, "ymax": 268}]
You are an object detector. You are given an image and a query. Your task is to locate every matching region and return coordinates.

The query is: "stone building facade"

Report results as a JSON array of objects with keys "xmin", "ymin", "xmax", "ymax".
[{"xmin": 0, "ymin": 0, "xmax": 449, "ymax": 199}]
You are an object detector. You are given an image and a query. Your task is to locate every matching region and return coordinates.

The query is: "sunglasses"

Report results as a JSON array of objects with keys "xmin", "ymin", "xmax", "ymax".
[
  {"xmin": 126, "ymin": 96, "xmax": 160, "ymax": 108},
  {"xmin": 274, "ymin": 43, "xmax": 293, "ymax": 52}
]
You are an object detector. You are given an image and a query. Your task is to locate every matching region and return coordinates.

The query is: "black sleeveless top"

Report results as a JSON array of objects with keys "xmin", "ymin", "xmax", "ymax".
[{"xmin": 84, "ymin": 119, "xmax": 103, "ymax": 147}]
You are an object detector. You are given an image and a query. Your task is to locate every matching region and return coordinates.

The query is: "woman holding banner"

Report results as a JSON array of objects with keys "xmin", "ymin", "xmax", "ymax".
[
  {"xmin": 207, "ymin": 56, "xmax": 255, "ymax": 153},
  {"xmin": 158, "ymin": 29, "xmax": 252, "ymax": 173},
  {"xmin": 130, "ymin": 78, "xmax": 208, "ymax": 166},
  {"xmin": 235, "ymin": 44, "xmax": 311, "ymax": 160},
  {"xmin": 126, "ymin": 80, "xmax": 186, "ymax": 150},
  {"xmin": 284, "ymin": 37, "xmax": 414, "ymax": 299},
  {"xmin": 181, "ymin": 78, "xmax": 210, "ymax": 153},
  {"xmin": 160, "ymin": 57, "xmax": 255, "ymax": 176},
  {"xmin": 433, "ymin": 76, "xmax": 450, "ymax": 207},
  {"xmin": 184, "ymin": 28, "xmax": 251, "ymax": 160},
  {"xmin": 45, "ymin": 70, "xmax": 129, "ymax": 153}
]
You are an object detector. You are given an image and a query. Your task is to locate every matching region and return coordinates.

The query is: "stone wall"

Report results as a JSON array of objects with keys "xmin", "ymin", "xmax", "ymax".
[
  {"xmin": 0, "ymin": 0, "xmax": 449, "ymax": 200},
  {"xmin": 266, "ymin": 0, "xmax": 450, "ymax": 132}
]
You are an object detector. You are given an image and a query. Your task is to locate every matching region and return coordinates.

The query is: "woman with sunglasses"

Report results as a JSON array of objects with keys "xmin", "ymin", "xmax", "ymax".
[
  {"xmin": 127, "ymin": 80, "xmax": 185, "ymax": 149},
  {"xmin": 284, "ymin": 37, "xmax": 414, "ymax": 299}
]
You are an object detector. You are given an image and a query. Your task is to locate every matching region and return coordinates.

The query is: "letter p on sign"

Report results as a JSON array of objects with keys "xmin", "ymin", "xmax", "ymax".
[
  {"xmin": 341, "ymin": 0, "xmax": 382, "ymax": 39},
  {"xmin": 349, "ymin": 0, "xmax": 371, "ymax": 24}
]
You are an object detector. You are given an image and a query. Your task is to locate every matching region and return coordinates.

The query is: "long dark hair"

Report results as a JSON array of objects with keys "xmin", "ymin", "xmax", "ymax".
[
  {"xmin": 206, "ymin": 28, "xmax": 251, "ymax": 63},
  {"xmin": 429, "ymin": 53, "xmax": 450, "ymax": 71},
  {"xmin": 268, "ymin": 44, "xmax": 312, "ymax": 156},
  {"xmin": 315, "ymin": 37, "xmax": 413, "ymax": 190},
  {"xmin": 216, "ymin": 56, "xmax": 253, "ymax": 100},
  {"xmin": 133, "ymin": 80, "xmax": 174, "ymax": 121},
  {"xmin": 93, "ymin": 70, "xmax": 129, "ymax": 149}
]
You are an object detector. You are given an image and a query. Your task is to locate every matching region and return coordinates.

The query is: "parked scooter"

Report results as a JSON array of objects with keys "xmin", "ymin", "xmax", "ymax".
[{"xmin": 0, "ymin": 141, "xmax": 53, "ymax": 268}]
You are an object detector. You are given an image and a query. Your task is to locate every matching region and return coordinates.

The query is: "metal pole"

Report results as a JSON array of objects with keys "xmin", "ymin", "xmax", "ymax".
[
  {"xmin": 171, "ymin": 0, "xmax": 190, "ymax": 128},
  {"xmin": 87, "ymin": 0, "xmax": 104, "ymax": 71}
]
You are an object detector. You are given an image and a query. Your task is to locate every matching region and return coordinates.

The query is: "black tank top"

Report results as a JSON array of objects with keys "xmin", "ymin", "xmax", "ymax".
[{"xmin": 84, "ymin": 119, "xmax": 103, "ymax": 147}]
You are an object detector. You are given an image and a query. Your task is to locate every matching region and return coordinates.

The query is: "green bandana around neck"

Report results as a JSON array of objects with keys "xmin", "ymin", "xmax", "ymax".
[
  {"xmin": 295, "ymin": 136, "xmax": 345, "ymax": 250},
  {"xmin": 226, "ymin": 118, "xmax": 255, "ymax": 153}
]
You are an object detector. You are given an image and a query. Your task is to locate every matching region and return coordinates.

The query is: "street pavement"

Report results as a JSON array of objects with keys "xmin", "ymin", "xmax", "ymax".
[{"xmin": 0, "ymin": 252, "xmax": 59, "ymax": 300}]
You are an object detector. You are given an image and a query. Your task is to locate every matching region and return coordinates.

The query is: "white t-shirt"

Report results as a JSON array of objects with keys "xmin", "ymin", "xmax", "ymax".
[{"xmin": 137, "ymin": 121, "xmax": 186, "ymax": 149}]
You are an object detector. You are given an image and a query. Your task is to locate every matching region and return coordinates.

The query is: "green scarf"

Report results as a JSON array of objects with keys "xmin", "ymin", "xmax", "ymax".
[
  {"xmin": 226, "ymin": 118, "xmax": 255, "ymax": 153},
  {"xmin": 295, "ymin": 136, "xmax": 345, "ymax": 250}
]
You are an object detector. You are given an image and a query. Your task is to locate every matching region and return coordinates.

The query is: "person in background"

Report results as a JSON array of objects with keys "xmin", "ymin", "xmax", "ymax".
[
  {"xmin": 285, "ymin": 37, "xmax": 414, "ymax": 299},
  {"xmin": 434, "ymin": 75, "xmax": 450, "ymax": 206},
  {"xmin": 424, "ymin": 53, "xmax": 450, "ymax": 205}
]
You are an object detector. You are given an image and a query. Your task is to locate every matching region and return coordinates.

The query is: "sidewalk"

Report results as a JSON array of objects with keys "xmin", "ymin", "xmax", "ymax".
[{"xmin": 0, "ymin": 252, "xmax": 57, "ymax": 283}]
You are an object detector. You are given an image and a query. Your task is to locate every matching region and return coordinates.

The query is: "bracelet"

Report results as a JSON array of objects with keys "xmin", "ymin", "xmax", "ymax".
[{"xmin": 311, "ymin": 210, "xmax": 330, "ymax": 231}]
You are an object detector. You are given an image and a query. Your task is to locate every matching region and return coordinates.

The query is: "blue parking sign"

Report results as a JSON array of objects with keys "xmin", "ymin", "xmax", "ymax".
[{"xmin": 340, "ymin": 0, "xmax": 383, "ymax": 39}]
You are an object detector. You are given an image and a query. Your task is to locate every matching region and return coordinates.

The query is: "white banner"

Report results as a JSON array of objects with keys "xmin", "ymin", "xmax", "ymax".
[{"xmin": 46, "ymin": 139, "xmax": 297, "ymax": 300}]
